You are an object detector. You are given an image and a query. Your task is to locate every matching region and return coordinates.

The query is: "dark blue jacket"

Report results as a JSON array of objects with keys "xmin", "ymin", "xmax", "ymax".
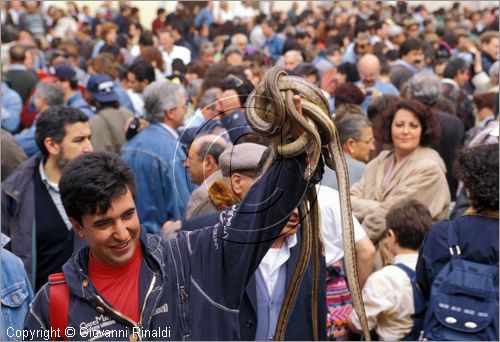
[
  {"xmin": 182, "ymin": 210, "xmax": 327, "ymax": 340},
  {"xmin": 416, "ymin": 211, "xmax": 499, "ymax": 300},
  {"xmin": 25, "ymin": 155, "xmax": 319, "ymax": 340}
]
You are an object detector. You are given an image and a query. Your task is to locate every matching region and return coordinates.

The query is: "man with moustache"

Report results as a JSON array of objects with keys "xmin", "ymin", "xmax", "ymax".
[{"xmin": 1, "ymin": 106, "xmax": 93, "ymax": 291}]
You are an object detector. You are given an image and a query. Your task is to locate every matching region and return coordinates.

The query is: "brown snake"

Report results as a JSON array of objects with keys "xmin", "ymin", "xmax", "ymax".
[{"xmin": 245, "ymin": 67, "xmax": 371, "ymax": 341}]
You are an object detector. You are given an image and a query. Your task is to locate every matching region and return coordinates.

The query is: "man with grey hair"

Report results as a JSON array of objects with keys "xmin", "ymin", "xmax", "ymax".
[
  {"xmin": 181, "ymin": 87, "xmax": 230, "ymax": 146},
  {"xmin": 231, "ymin": 33, "xmax": 250, "ymax": 55},
  {"xmin": 403, "ymin": 70, "xmax": 464, "ymax": 198},
  {"xmin": 15, "ymin": 82, "xmax": 65, "ymax": 157},
  {"xmin": 283, "ymin": 50, "xmax": 303, "ymax": 72},
  {"xmin": 121, "ymin": 81, "xmax": 195, "ymax": 233}
]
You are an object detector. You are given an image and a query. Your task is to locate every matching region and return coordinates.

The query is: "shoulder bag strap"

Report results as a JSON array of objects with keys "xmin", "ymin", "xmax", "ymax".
[{"xmin": 49, "ymin": 272, "xmax": 70, "ymax": 341}]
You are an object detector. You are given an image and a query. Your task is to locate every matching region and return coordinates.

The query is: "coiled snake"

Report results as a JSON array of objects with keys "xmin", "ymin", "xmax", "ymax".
[{"xmin": 245, "ymin": 67, "xmax": 370, "ymax": 341}]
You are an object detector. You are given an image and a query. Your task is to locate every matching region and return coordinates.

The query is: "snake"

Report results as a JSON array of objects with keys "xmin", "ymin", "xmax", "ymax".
[{"xmin": 245, "ymin": 66, "xmax": 371, "ymax": 341}]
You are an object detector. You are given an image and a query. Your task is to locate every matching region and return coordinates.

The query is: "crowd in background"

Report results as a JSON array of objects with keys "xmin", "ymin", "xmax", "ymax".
[{"xmin": 1, "ymin": 1, "xmax": 499, "ymax": 341}]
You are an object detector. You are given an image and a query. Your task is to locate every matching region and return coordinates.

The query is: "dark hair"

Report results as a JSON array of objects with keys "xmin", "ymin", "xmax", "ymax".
[
  {"xmin": 60, "ymin": 152, "xmax": 136, "ymax": 224},
  {"xmin": 99, "ymin": 43, "xmax": 121, "ymax": 58},
  {"xmin": 139, "ymin": 31, "xmax": 154, "ymax": 46},
  {"xmin": 9, "ymin": 45, "xmax": 26, "ymax": 63},
  {"xmin": 367, "ymin": 94, "xmax": 401, "ymax": 122},
  {"xmin": 385, "ymin": 199, "xmax": 432, "ymax": 250},
  {"xmin": 399, "ymin": 38, "xmax": 423, "ymax": 58},
  {"xmin": 336, "ymin": 62, "xmax": 360, "ymax": 83},
  {"xmin": 334, "ymin": 83, "xmax": 365, "ymax": 107},
  {"xmin": 296, "ymin": 32, "xmax": 311, "ymax": 40},
  {"xmin": 473, "ymin": 92, "xmax": 497, "ymax": 111},
  {"xmin": 375, "ymin": 99, "xmax": 441, "ymax": 146},
  {"xmin": 263, "ymin": 19, "xmax": 277, "ymax": 31},
  {"xmin": 294, "ymin": 63, "xmax": 319, "ymax": 81},
  {"xmin": 157, "ymin": 8, "xmax": 166, "ymax": 16},
  {"xmin": 172, "ymin": 58, "xmax": 186, "ymax": 74},
  {"xmin": 219, "ymin": 72, "xmax": 254, "ymax": 105},
  {"xmin": 453, "ymin": 144, "xmax": 499, "ymax": 213},
  {"xmin": 385, "ymin": 49, "xmax": 399, "ymax": 62},
  {"xmin": 169, "ymin": 20, "xmax": 184, "ymax": 35},
  {"xmin": 443, "ymin": 57, "xmax": 468, "ymax": 79},
  {"xmin": 35, "ymin": 106, "xmax": 89, "ymax": 157},
  {"xmin": 128, "ymin": 58, "xmax": 155, "ymax": 83},
  {"xmin": 199, "ymin": 141, "xmax": 226, "ymax": 165}
]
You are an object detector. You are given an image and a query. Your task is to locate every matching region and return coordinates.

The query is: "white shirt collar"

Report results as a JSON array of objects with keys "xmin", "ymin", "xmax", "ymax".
[
  {"xmin": 39, "ymin": 158, "xmax": 59, "ymax": 192},
  {"xmin": 159, "ymin": 123, "xmax": 179, "ymax": 139}
]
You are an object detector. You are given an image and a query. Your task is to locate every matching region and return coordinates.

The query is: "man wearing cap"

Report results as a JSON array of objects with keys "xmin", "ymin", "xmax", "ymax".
[
  {"xmin": 2, "ymin": 106, "xmax": 93, "ymax": 291},
  {"xmin": 184, "ymin": 134, "xmax": 230, "ymax": 219},
  {"xmin": 85, "ymin": 73, "xmax": 133, "ymax": 153},
  {"xmin": 179, "ymin": 143, "xmax": 326, "ymax": 340},
  {"xmin": 386, "ymin": 25, "xmax": 405, "ymax": 51},
  {"xmin": 50, "ymin": 64, "xmax": 94, "ymax": 118}
]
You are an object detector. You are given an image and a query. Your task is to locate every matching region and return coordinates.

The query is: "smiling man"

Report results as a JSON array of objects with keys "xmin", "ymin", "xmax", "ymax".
[
  {"xmin": 24, "ymin": 97, "xmax": 321, "ymax": 340},
  {"xmin": 2, "ymin": 106, "xmax": 93, "ymax": 291}
]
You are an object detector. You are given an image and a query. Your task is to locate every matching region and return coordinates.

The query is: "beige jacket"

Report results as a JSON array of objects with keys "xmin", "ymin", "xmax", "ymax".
[
  {"xmin": 185, "ymin": 170, "xmax": 223, "ymax": 219},
  {"xmin": 89, "ymin": 106, "xmax": 133, "ymax": 153},
  {"xmin": 351, "ymin": 147, "xmax": 450, "ymax": 243}
]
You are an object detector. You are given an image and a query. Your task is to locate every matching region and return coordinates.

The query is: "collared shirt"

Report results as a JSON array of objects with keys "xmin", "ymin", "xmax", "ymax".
[
  {"xmin": 161, "ymin": 45, "xmax": 191, "ymax": 76},
  {"xmin": 258, "ymin": 233, "xmax": 297, "ymax": 296},
  {"xmin": 264, "ymin": 34, "xmax": 285, "ymax": 61},
  {"xmin": 357, "ymin": 79, "xmax": 400, "ymax": 111},
  {"xmin": 159, "ymin": 123, "xmax": 180, "ymax": 140},
  {"xmin": 350, "ymin": 253, "xmax": 418, "ymax": 341},
  {"xmin": 317, "ymin": 185, "xmax": 366, "ymax": 265},
  {"xmin": 442, "ymin": 78, "xmax": 460, "ymax": 91},
  {"xmin": 7, "ymin": 64, "xmax": 28, "ymax": 71},
  {"xmin": 480, "ymin": 114, "xmax": 496, "ymax": 129},
  {"xmin": 38, "ymin": 159, "xmax": 71, "ymax": 230},
  {"xmin": 394, "ymin": 59, "xmax": 418, "ymax": 74}
]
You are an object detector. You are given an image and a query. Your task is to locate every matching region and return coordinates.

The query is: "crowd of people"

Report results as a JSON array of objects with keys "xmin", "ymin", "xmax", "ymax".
[{"xmin": 1, "ymin": 0, "xmax": 499, "ymax": 341}]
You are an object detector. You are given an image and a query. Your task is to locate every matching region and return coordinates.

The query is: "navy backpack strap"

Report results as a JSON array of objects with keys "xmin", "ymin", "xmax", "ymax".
[
  {"xmin": 447, "ymin": 220, "xmax": 462, "ymax": 256},
  {"xmin": 394, "ymin": 263, "xmax": 416, "ymax": 280},
  {"xmin": 394, "ymin": 263, "xmax": 426, "ymax": 341}
]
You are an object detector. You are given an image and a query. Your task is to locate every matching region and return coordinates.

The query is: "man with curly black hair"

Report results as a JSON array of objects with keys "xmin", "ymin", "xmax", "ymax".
[{"xmin": 416, "ymin": 143, "xmax": 499, "ymax": 299}]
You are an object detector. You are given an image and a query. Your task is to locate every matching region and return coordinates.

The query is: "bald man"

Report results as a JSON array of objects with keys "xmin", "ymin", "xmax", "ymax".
[
  {"xmin": 284, "ymin": 50, "xmax": 304, "ymax": 72},
  {"xmin": 184, "ymin": 134, "xmax": 231, "ymax": 218},
  {"xmin": 356, "ymin": 54, "xmax": 399, "ymax": 111}
]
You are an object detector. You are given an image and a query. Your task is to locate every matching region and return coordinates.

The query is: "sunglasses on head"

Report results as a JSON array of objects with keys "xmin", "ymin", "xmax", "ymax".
[{"xmin": 220, "ymin": 74, "xmax": 244, "ymax": 90}]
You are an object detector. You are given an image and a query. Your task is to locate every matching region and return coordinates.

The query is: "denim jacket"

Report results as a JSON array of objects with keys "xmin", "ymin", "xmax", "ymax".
[
  {"xmin": 121, "ymin": 123, "xmax": 195, "ymax": 233},
  {"xmin": 1, "ymin": 234, "xmax": 34, "ymax": 341}
]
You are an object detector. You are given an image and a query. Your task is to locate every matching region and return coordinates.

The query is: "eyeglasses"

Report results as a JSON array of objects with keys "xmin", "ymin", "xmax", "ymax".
[{"xmin": 356, "ymin": 137, "xmax": 375, "ymax": 144}]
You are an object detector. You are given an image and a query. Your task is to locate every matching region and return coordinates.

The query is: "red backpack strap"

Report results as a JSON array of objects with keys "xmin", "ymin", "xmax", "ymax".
[{"xmin": 49, "ymin": 273, "xmax": 70, "ymax": 341}]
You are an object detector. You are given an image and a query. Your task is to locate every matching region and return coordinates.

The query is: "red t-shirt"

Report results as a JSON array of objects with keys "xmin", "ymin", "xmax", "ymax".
[{"xmin": 88, "ymin": 243, "xmax": 142, "ymax": 323}]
